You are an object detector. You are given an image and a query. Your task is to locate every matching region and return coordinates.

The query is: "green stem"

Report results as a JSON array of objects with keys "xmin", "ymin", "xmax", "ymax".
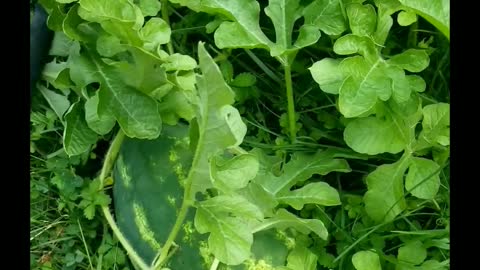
[
  {"xmin": 151, "ymin": 140, "xmax": 205, "ymax": 269},
  {"xmin": 102, "ymin": 207, "xmax": 151, "ymax": 270},
  {"xmin": 152, "ymin": 195, "xmax": 192, "ymax": 269},
  {"xmin": 284, "ymin": 64, "xmax": 296, "ymax": 142},
  {"xmin": 209, "ymin": 258, "xmax": 220, "ymax": 270},
  {"xmin": 99, "ymin": 131, "xmax": 125, "ymax": 185},
  {"xmin": 407, "ymin": 21, "xmax": 418, "ymax": 48},
  {"xmin": 99, "ymin": 130, "xmax": 152, "ymax": 270},
  {"xmin": 161, "ymin": 0, "xmax": 174, "ymax": 55}
]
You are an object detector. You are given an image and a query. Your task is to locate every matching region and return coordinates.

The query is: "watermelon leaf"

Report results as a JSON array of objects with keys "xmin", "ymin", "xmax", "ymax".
[
  {"xmin": 184, "ymin": 42, "xmax": 248, "ymax": 199},
  {"xmin": 194, "ymin": 195, "xmax": 264, "ymax": 265}
]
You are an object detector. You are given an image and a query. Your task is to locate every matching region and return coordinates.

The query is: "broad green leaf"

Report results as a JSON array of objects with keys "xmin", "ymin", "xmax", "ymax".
[
  {"xmin": 338, "ymin": 58, "xmax": 390, "ymax": 117},
  {"xmin": 138, "ymin": 0, "xmax": 161, "ymax": 17},
  {"xmin": 231, "ymin": 73, "xmax": 256, "ymax": 88},
  {"xmin": 277, "ymin": 182, "xmax": 341, "ymax": 210},
  {"xmin": 254, "ymin": 209, "xmax": 328, "ymax": 240},
  {"xmin": 388, "ymin": 96, "xmax": 423, "ymax": 146},
  {"xmin": 198, "ymin": 195, "xmax": 263, "ymax": 220},
  {"xmin": 309, "ymin": 58, "xmax": 345, "ymax": 94},
  {"xmin": 204, "ymin": 16, "xmax": 223, "ymax": 34},
  {"xmin": 388, "ymin": 49, "xmax": 430, "ymax": 72},
  {"xmin": 249, "ymin": 148, "xmax": 283, "ymax": 178},
  {"xmin": 387, "ymin": 66, "xmax": 411, "ymax": 104},
  {"xmin": 140, "ymin": 18, "xmax": 171, "ymax": 51},
  {"xmin": 47, "ymin": 3, "xmax": 66, "ymax": 31},
  {"xmin": 162, "ymin": 54, "xmax": 197, "ymax": 72},
  {"xmin": 195, "ymin": 194, "xmax": 263, "ymax": 265},
  {"xmin": 175, "ymin": 0, "xmax": 343, "ymax": 64},
  {"xmin": 264, "ymin": 0, "xmax": 303, "ymax": 52},
  {"xmin": 344, "ymin": 93, "xmax": 422, "ymax": 154},
  {"xmin": 398, "ymin": 0, "xmax": 450, "ymax": 40},
  {"xmin": 49, "ymin": 32, "xmax": 75, "ymax": 57},
  {"xmin": 346, "ymin": 3, "xmax": 377, "ymax": 37},
  {"xmin": 63, "ymin": 101, "xmax": 98, "ymax": 156},
  {"xmin": 397, "ymin": 11, "xmax": 417, "ymax": 26},
  {"xmin": 293, "ymin": 24, "xmax": 322, "ymax": 50},
  {"xmin": 313, "ymin": 38, "xmax": 424, "ymax": 117},
  {"xmin": 344, "ymin": 116, "xmax": 407, "ymax": 155},
  {"xmin": 84, "ymin": 93, "xmax": 116, "ymax": 135},
  {"xmin": 263, "ymin": 0, "xmax": 320, "ymax": 59},
  {"xmin": 207, "ymin": 0, "xmax": 271, "ymax": 50},
  {"xmin": 397, "ymin": 240, "xmax": 427, "ymax": 265},
  {"xmin": 373, "ymin": 0, "xmax": 402, "ymax": 10},
  {"xmin": 38, "ymin": 85, "xmax": 71, "ymax": 121},
  {"xmin": 334, "ymin": 35, "xmax": 377, "ymax": 61},
  {"xmin": 319, "ymin": 32, "xmax": 429, "ymax": 118},
  {"xmin": 96, "ymin": 34, "xmax": 125, "ymax": 57},
  {"xmin": 415, "ymin": 103, "xmax": 450, "ymax": 150},
  {"xmin": 405, "ymin": 158, "xmax": 440, "ymax": 200},
  {"xmin": 195, "ymin": 210, "xmax": 251, "ymax": 265},
  {"xmin": 174, "ymin": 70, "xmax": 196, "ymax": 91},
  {"xmin": 422, "ymin": 103, "xmax": 450, "ymax": 132},
  {"xmin": 238, "ymin": 183, "xmax": 278, "ymax": 217},
  {"xmin": 210, "ymin": 154, "xmax": 259, "ymax": 191},
  {"xmin": 122, "ymin": 47, "xmax": 171, "ymax": 93},
  {"xmin": 373, "ymin": 1, "xmax": 398, "ymax": 46},
  {"xmin": 407, "ymin": 75, "xmax": 426, "ymax": 93},
  {"xmin": 78, "ymin": 0, "xmax": 144, "ymax": 45},
  {"xmin": 41, "ymin": 59, "xmax": 73, "ymax": 91},
  {"xmin": 63, "ymin": 5, "xmax": 89, "ymax": 42},
  {"xmin": 215, "ymin": 21, "xmax": 271, "ymax": 50},
  {"xmin": 157, "ymin": 90, "xmax": 195, "ymax": 125},
  {"xmin": 364, "ymin": 156, "xmax": 410, "ymax": 223},
  {"xmin": 186, "ymin": 43, "xmax": 247, "ymax": 198},
  {"xmin": 303, "ymin": 0, "xmax": 347, "ymax": 36},
  {"xmin": 286, "ymin": 245, "xmax": 318, "ymax": 270},
  {"xmin": 432, "ymin": 147, "xmax": 449, "ymax": 167},
  {"xmin": 255, "ymin": 149, "xmax": 351, "ymax": 195},
  {"xmin": 39, "ymin": 0, "xmax": 58, "ymax": 12},
  {"xmin": 352, "ymin": 250, "xmax": 382, "ymax": 270},
  {"xmin": 68, "ymin": 46, "xmax": 101, "ymax": 89},
  {"xmin": 78, "ymin": 0, "xmax": 143, "ymax": 28},
  {"xmin": 168, "ymin": 0, "xmax": 202, "ymax": 11},
  {"xmin": 68, "ymin": 48, "xmax": 162, "ymax": 139},
  {"xmin": 56, "ymin": 0, "xmax": 78, "ymax": 3}
]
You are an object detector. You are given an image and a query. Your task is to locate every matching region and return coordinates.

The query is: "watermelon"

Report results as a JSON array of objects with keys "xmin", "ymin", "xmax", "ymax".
[
  {"xmin": 112, "ymin": 124, "xmax": 290, "ymax": 269},
  {"xmin": 113, "ymin": 124, "xmax": 208, "ymax": 269}
]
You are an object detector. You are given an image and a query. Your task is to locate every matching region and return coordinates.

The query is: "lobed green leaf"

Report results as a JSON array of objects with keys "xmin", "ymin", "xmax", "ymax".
[
  {"xmin": 255, "ymin": 209, "xmax": 329, "ymax": 240},
  {"xmin": 405, "ymin": 158, "xmax": 441, "ymax": 200},
  {"xmin": 277, "ymin": 182, "xmax": 341, "ymax": 210},
  {"xmin": 186, "ymin": 42, "xmax": 248, "ymax": 197},
  {"xmin": 254, "ymin": 149, "xmax": 350, "ymax": 195},
  {"xmin": 68, "ymin": 48, "xmax": 162, "ymax": 139},
  {"xmin": 63, "ymin": 101, "xmax": 98, "ymax": 156},
  {"xmin": 364, "ymin": 156, "xmax": 410, "ymax": 223},
  {"xmin": 352, "ymin": 250, "xmax": 382, "ymax": 270}
]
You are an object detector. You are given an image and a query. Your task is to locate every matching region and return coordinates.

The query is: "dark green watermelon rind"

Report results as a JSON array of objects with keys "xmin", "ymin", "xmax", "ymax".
[{"xmin": 113, "ymin": 124, "xmax": 208, "ymax": 269}]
